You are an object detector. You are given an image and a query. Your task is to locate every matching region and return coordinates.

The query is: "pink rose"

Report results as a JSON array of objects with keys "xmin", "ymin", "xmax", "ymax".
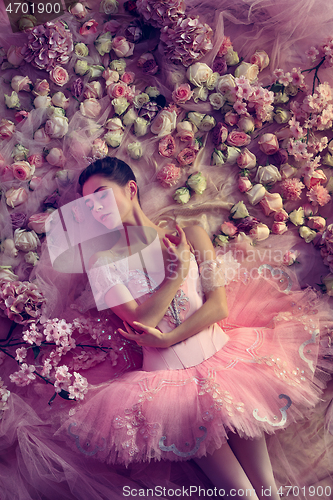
[
  {"xmin": 227, "ymin": 130, "xmax": 251, "ymax": 147},
  {"xmin": 258, "ymin": 133, "xmax": 279, "ymax": 155},
  {"xmin": 33, "ymin": 79, "xmax": 50, "ymax": 96},
  {"xmin": 224, "ymin": 111, "xmax": 239, "ymax": 127},
  {"xmin": 11, "ymin": 75, "xmax": 32, "ymax": 93},
  {"xmin": 272, "ymin": 221, "xmax": 288, "ymax": 235},
  {"xmin": 250, "ymin": 50, "xmax": 270, "ymax": 71},
  {"xmin": 107, "ymin": 82, "xmax": 128, "ymax": 99},
  {"xmin": 49, "ymin": 66, "xmax": 69, "ymax": 87},
  {"xmin": 177, "ymin": 147, "xmax": 198, "ymax": 166},
  {"xmin": 34, "ymin": 127, "xmax": 51, "ymax": 144},
  {"xmin": 83, "ymin": 81, "xmax": 103, "ymax": 99},
  {"xmin": 79, "ymin": 19, "xmax": 98, "ymax": 36},
  {"xmin": 7, "ymin": 45, "xmax": 24, "ymax": 66},
  {"xmin": 0, "ymin": 119, "xmax": 15, "ymax": 139},
  {"xmin": 103, "ymin": 68, "xmax": 119, "ymax": 84},
  {"xmin": 238, "ymin": 175, "xmax": 252, "ymax": 193},
  {"xmin": 302, "ymin": 203, "xmax": 316, "ymax": 217},
  {"xmin": 283, "ymin": 250, "xmax": 299, "ymax": 266},
  {"xmin": 259, "ymin": 192, "xmax": 283, "ymax": 216},
  {"xmin": 80, "ymin": 98, "xmax": 101, "ymax": 118},
  {"xmin": 176, "ymin": 122, "xmax": 194, "ymax": 142},
  {"xmin": 112, "ymin": 37, "xmax": 134, "ymax": 58},
  {"xmin": 249, "ymin": 222, "xmax": 270, "ymax": 241},
  {"xmin": 121, "ymin": 72, "xmax": 135, "ymax": 84},
  {"xmin": 29, "ymin": 176, "xmax": 43, "ymax": 190},
  {"xmin": 307, "ymin": 216, "xmax": 326, "ymax": 231},
  {"xmin": 157, "ymin": 163, "xmax": 181, "ymax": 187},
  {"xmin": 221, "ymin": 221, "xmax": 238, "ymax": 237},
  {"xmin": 217, "ymin": 36, "xmax": 232, "ymax": 57},
  {"xmin": 159, "ymin": 135, "xmax": 176, "ymax": 157},
  {"xmin": 5, "ymin": 187, "xmax": 28, "ymax": 207},
  {"xmin": 15, "ymin": 110, "xmax": 29, "ymax": 123},
  {"xmin": 69, "ymin": 2, "xmax": 87, "ymax": 18},
  {"xmin": 172, "ymin": 84, "xmax": 193, "ymax": 104},
  {"xmin": 273, "ymin": 209, "xmax": 289, "ymax": 222},
  {"xmin": 28, "ymin": 213, "xmax": 50, "ymax": 234},
  {"xmin": 28, "ymin": 154, "xmax": 44, "ymax": 169},
  {"xmin": 12, "ymin": 161, "xmax": 34, "ymax": 181},
  {"xmin": 237, "ymin": 148, "xmax": 257, "ymax": 169},
  {"xmin": 46, "ymin": 148, "xmax": 66, "ymax": 167},
  {"xmin": 212, "ymin": 123, "xmax": 228, "ymax": 146},
  {"xmin": 303, "ymin": 169, "xmax": 327, "ymax": 189}
]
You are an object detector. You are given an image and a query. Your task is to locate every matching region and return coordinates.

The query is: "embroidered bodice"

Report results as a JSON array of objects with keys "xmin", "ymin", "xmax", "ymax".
[{"xmin": 88, "ymin": 252, "xmax": 237, "ymax": 371}]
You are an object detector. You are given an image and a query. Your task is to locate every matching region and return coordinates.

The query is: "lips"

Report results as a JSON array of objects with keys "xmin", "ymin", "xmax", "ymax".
[{"xmin": 100, "ymin": 213, "xmax": 110, "ymax": 222}]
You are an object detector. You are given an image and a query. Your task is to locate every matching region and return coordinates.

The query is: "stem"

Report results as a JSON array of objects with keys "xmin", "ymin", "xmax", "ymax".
[{"xmin": 301, "ymin": 56, "xmax": 326, "ymax": 95}]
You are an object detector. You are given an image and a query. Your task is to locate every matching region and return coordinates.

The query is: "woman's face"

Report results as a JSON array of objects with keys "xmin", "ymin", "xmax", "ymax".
[{"xmin": 82, "ymin": 174, "xmax": 134, "ymax": 229}]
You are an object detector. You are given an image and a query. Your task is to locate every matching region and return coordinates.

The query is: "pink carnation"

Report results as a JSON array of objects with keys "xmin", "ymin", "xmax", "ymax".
[
  {"xmin": 157, "ymin": 164, "xmax": 181, "ymax": 187},
  {"xmin": 280, "ymin": 178, "xmax": 305, "ymax": 201},
  {"xmin": 306, "ymin": 185, "xmax": 331, "ymax": 206},
  {"xmin": 159, "ymin": 135, "xmax": 176, "ymax": 157}
]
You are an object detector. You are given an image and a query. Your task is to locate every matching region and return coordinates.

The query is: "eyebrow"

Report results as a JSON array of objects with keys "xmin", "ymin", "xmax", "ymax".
[{"xmin": 84, "ymin": 186, "xmax": 108, "ymax": 204}]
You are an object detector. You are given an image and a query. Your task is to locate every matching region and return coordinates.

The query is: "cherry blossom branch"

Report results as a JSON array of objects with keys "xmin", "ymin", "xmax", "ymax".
[{"xmin": 301, "ymin": 56, "xmax": 326, "ymax": 94}]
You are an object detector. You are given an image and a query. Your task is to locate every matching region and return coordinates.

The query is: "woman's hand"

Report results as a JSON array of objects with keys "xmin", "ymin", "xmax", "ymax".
[
  {"xmin": 118, "ymin": 321, "xmax": 170, "ymax": 348},
  {"xmin": 163, "ymin": 225, "xmax": 191, "ymax": 281}
]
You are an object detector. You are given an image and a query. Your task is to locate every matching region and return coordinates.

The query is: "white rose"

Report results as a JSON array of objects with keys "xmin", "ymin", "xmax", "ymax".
[
  {"xmin": 226, "ymin": 146, "xmax": 241, "ymax": 164},
  {"xmin": 123, "ymin": 107, "xmax": 138, "ymax": 126},
  {"xmin": 11, "ymin": 75, "xmax": 32, "ymax": 93},
  {"xmin": 45, "ymin": 116, "xmax": 69, "ymax": 139},
  {"xmin": 104, "ymin": 130, "xmax": 124, "ymax": 148},
  {"xmin": 84, "ymin": 81, "xmax": 103, "ymax": 99},
  {"xmin": 193, "ymin": 86, "xmax": 208, "ymax": 103},
  {"xmin": 25, "ymin": 251, "xmax": 39, "ymax": 266},
  {"xmin": 289, "ymin": 207, "xmax": 304, "ymax": 226},
  {"xmin": 33, "ymin": 95, "xmax": 51, "ymax": 109},
  {"xmin": 216, "ymin": 74, "xmax": 236, "ymax": 94},
  {"xmin": 187, "ymin": 112, "xmax": 205, "ymax": 128},
  {"xmin": 0, "ymin": 266, "xmax": 19, "ymax": 283},
  {"xmin": 187, "ymin": 172, "xmax": 207, "ymax": 195},
  {"xmin": 206, "ymin": 72, "xmax": 220, "ymax": 90},
  {"xmin": 186, "ymin": 63, "xmax": 213, "ymax": 87},
  {"xmin": 33, "ymin": 128, "xmax": 50, "ymax": 144},
  {"xmin": 5, "ymin": 91, "xmax": 20, "ymax": 109},
  {"xmin": 127, "ymin": 141, "xmax": 143, "ymax": 159},
  {"xmin": 75, "ymin": 60, "xmax": 89, "ymax": 76},
  {"xmin": 280, "ymin": 163, "xmax": 297, "ymax": 179},
  {"xmin": 112, "ymin": 97, "xmax": 129, "ymax": 115},
  {"xmin": 230, "ymin": 200, "xmax": 249, "ymax": 219},
  {"xmin": 234, "ymin": 62, "xmax": 259, "ymax": 84},
  {"xmin": 225, "ymin": 48, "xmax": 239, "ymax": 66},
  {"xmin": 238, "ymin": 116, "xmax": 255, "ymax": 133},
  {"xmin": 46, "ymin": 106, "xmax": 65, "ymax": 118},
  {"xmin": 88, "ymin": 65, "xmax": 105, "ymax": 79},
  {"xmin": 105, "ymin": 117, "xmax": 123, "ymax": 131},
  {"xmin": 255, "ymin": 165, "xmax": 281, "ymax": 184},
  {"xmin": 145, "ymin": 86, "xmax": 160, "ymax": 98},
  {"xmin": 0, "ymin": 238, "xmax": 18, "ymax": 258},
  {"xmin": 173, "ymin": 187, "xmax": 191, "ymax": 204},
  {"xmin": 211, "ymin": 149, "xmax": 226, "ymax": 166},
  {"xmin": 274, "ymin": 108, "xmax": 292, "ymax": 124},
  {"xmin": 100, "ymin": 0, "xmax": 118, "ymax": 14},
  {"xmin": 75, "ymin": 42, "xmax": 89, "ymax": 57},
  {"xmin": 198, "ymin": 115, "xmax": 216, "ymax": 132},
  {"xmin": 150, "ymin": 110, "xmax": 177, "ymax": 137},
  {"xmin": 246, "ymin": 184, "xmax": 266, "ymax": 205},
  {"xmin": 299, "ymin": 226, "xmax": 316, "ymax": 243},
  {"xmin": 209, "ymin": 93, "xmax": 225, "ymax": 110},
  {"xmin": 274, "ymin": 92, "xmax": 290, "ymax": 105},
  {"xmin": 14, "ymin": 228, "xmax": 40, "ymax": 252},
  {"xmin": 133, "ymin": 93, "xmax": 150, "ymax": 109},
  {"xmin": 134, "ymin": 117, "xmax": 149, "ymax": 137},
  {"xmin": 52, "ymin": 92, "xmax": 70, "ymax": 109},
  {"xmin": 110, "ymin": 59, "xmax": 126, "ymax": 75},
  {"xmin": 95, "ymin": 32, "xmax": 113, "ymax": 56}
]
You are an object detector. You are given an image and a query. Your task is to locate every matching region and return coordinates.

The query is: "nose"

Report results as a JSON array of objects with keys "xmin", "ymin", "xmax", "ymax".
[{"xmin": 92, "ymin": 199, "xmax": 103, "ymax": 214}]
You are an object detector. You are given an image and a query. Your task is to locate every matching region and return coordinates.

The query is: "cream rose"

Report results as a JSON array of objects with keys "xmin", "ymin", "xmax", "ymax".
[
  {"xmin": 33, "ymin": 79, "xmax": 50, "ymax": 96},
  {"xmin": 186, "ymin": 63, "xmax": 213, "ymax": 87},
  {"xmin": 198, "ymin": 115, "xmax": 216, "ymax": 132},
  {"xmin": 110, "ymin": 59, "xmax": 126, "ymax": 74},
  {"xmin": 51, "ymin": 92, "xmax": 70, "ymax": 109},
  {"xmin": 25, "ymin": 251, "xmax": 40, "ymax": 266},
  {"xmin": 33, "ymin": 128, "xmax": 50, "ymax": 144},
  {"xmin": 14, "ymin": 228, "xmax": 40, "ymax": 252},
  {"xmin": 105, "ymin": 117, "xmax": 123, "ymax": 131},
  {"xmin": 211, "ymin": 149, "xmax": 226, "ymax": 166},
  {"xmin": 46, "ymin": 148, "xmax": 66, "ymax": 167},
  {"xmin": 216, "ymin": 74, "xmax": 236, "ymax": 94},
  {"xmin": 224, "ymin": 48, "xmax": 239, "ymax": 66},
  {"xmin": 193, "ymin": 86, "xmax": 209, "ymax": 103},
  {"xmin": 246, "ymin": 184, "xmax": 266, "ymax": 205},
  {"xmin": 5, "ymin": 91, "xmax": 20, "ymax": 109},
  {"xmin": 250, "ymin": 50, "xmax": 270, "ymax": 71},
  {"xmin": 187, "ymin": 112, "xmax": 205, "ymax": 129},
  {"xmin": 237, "ymin": 148, "xmax": 257, "ymax": 170},
  {"xmin": 0, "ymin": 239, "xmax": 18, "ymax": 258},
  {"xmin": 28, "ymin": 213, "xmax": 50, "ymax": 234},
  {"xmin": 255, "ymin": 165, "xmax": 281, "ymax": 184},
  {"xmin": 289, "ymin": 207, "xmax": 305, "ymax": 226},
  {"xmin": 104, "ymin": 130, "xmax": 124, "ymax": 148},
  {"xmin": 84, "ymin": 82, "xmax": 103, "ymax": 100},
  {"xmin": 274, "ymin": 108, "xmax": 292, "ymax": 124},
  {"xmin": 134, "ymin": 117, "xmax": 149, "ymax": 137},
  {"xmin": 127, "ymin": 141, "xmax": 143, "ymax": 160},
  {"xmin": 206, "ymin": 72, "xmax": 220, "ymax": 90},
  {"xmin": 249, "ymin": 223, "xmax": 270, "ymax": 241},
  {"xmin": 150, "ymin": 110, "xmax": 177, "ymax": 137},
  {"xmin": 11, "ymin": 75, "xmax": 32, "ymax": 93},
  {"xmin": 186, "ymin": 172, "xmax": 207, "ymax": 195},
  {"xmin": 0, "ymin": 266, "xmax": 19, "ymax": 282},
  {"xmin": 75, "ymin": 42, "xmax": 89, "ymax": 57},
  {"xmin": 176, "ymin": 121, "xmax": 194, "ymax": 142},
  {"xmin": 173, "ymin": 187, "xmax": 191, "ymax": 204},
  {"xmin": 258, "ymin": 133, "xmax": 279, "ymax": 155},
  {"xmin": 91, "ymin": 139, "xmax": 108, "ymax": 159},
  {"xmin": 112, "ymin": 37, "xmax": 134, "ymax": 58},
  {"xmin": 260, "ymin": 192, "xmax": 283, "ymax": 216},
  {"xmin": 209, "ymin": 93, "xmax": 225, "ymax": 110},
  {"xmin": 34, "ymin": 95, "xmax": 52, "ymax": 108},
  {"xmin": 238, "ymin": 116, "xmax": 255, "ymax": 133},
  {"xmin": 299, "ymin": 226, "xmax": 316, "ymax": 243},
  {"xmin": 6, "ymin": 187, "xmax": 28, "ymax": 207},
  {"xmin": 100, "ymin": 0, "xmax": 118, "ymax": 15},
  {"xmin": 230, "ymin": 200, "xmax": 250, "ymax": 219},
  {"xmin": 80, "ymin": 99, "xmax": 102, "ymax": 118},
  {"xmin": 95, "ymin": 32, "xmax": 113, "ymax": 56},
  {"xmin": 0, "ymin": 119, "xmax": 15, "ymax": 139},
  {"xmin": 234, "ymin": 62, "xmax": 259, "ymax": 83},
  {"xmin": 75, "ymin": 60, "xmax": 90, "ymax": 76},
  {"xmin": 45, "ymin": 116, "xmax": 69, "ymax": 139},
  {"xmin": 123, "ymin": 108, "xmax": 138, "ymax": 126},
  {"xmin": 133, "ymin": 93, "xmax": 150, "ymax": 109}
]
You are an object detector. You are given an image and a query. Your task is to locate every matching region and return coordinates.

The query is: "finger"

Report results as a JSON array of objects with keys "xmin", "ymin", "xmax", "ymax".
[
  {"xmin": 164, "ymin": 233, "xmax": 180, "ymax": 244},
  {"xmin": 175, "ymin": 224, "xmax": 187, "ymax": 244},
  {"xmin": 117, "ymin": 328, "xmax": 136, "ymax": 340},
  {"xmin": 123, "ymin": 321, "xmax": 134, "ymax": 334}
]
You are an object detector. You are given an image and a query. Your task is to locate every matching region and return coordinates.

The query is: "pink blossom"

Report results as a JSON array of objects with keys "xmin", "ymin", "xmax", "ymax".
[
  {"xmin": 259, "ymin": 192, "xmax": 283, "ymax": 216},
  {"xmin": 306, "ymin": 185, "xmax": 331, "ymax": 206},
  {"xmin": 303, "ymin": 169, "xmax": 327, "ymax": 189},
  {"xmin": 306, "ymin": 46, "xmax": 319, "ymax": 62},
  {"xmin": 121, "ymin": 72, "xmax": 135, "ymax": 84},
  {"xmin": 68, "ymin": 372, "xmax": 88, "ymax": 400},
  {"xmin": 54, "ymin": 365, "xmax": 71, "ymax": 393},
  {"xmin": 23, "ymin": 323, "xmax": 43, "ymax": 345},
  {"xmin": 9, "ymin": 364, "xmax": 36, "ymax": 386},
  {"xmin": 281, "ymin": 178, "xmax": 305, "ymax": 201},
  {"xmin": 15, "ymin": 110, "xmax": 29, "ymax": 123},
  {"xmin": 49, "ymin": 66, "xmax": 69, "ymax": 87},
  {"xmin": 15, "ymin": 347, "xmax": 27, "ymax": 362}
]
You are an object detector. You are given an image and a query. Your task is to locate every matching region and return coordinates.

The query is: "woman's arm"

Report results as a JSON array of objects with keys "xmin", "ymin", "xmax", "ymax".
[
  {"xmin": 102, "ymin": 225, "xmax": 191, "ymax": 329},
  {"xmin": 119, "ymin": 225, "xmax": 228, "ymax": 348}
]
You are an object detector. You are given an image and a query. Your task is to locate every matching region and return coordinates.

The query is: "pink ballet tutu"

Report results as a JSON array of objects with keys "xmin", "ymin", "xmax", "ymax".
[{"xmin": 54, "ymin": 263, "xmax": 332, "ymax": 466}]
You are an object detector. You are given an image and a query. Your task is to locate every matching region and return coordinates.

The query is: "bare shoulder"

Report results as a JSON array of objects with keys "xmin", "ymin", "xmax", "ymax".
[
  {"xmin": 88, "ymin": 250, "xmax": 110, "ymax": 270},
  {"xmin": 183, "ymin": 225, "xmax": 216, "ymax": 264}
]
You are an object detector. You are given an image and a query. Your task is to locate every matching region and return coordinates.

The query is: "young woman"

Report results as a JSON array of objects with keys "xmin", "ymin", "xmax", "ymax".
[{"xmin": 56, "ymin": 156, "xmax": 330, "ymax": 500}]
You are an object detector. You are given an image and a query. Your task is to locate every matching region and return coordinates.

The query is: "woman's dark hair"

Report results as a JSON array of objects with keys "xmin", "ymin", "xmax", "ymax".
[{"xmin": 78, "ymin": 157, "xmax": 140, "ymax": 205}]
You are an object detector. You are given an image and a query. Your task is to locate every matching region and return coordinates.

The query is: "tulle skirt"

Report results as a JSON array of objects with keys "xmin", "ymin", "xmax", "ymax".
[{"xmin": 53, "ymin": 267, "xmax": 333, "ymax": 466}]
